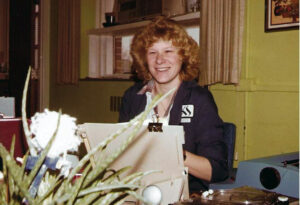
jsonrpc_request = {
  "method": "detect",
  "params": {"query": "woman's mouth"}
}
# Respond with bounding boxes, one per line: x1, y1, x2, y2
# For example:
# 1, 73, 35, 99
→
156, 67, 169, 72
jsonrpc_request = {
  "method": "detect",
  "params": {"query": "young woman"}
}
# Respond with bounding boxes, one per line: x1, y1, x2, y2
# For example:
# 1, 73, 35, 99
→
119, 16, 228, 191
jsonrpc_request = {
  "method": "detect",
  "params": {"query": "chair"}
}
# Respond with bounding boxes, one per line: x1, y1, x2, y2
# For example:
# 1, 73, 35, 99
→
0, 119, 28, 170
209, 122, 236, 189
223, 122, 236, 172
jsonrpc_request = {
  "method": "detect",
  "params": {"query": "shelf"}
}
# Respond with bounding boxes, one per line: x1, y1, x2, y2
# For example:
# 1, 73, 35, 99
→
81, 74, 133, 81
88, 12, 200, 36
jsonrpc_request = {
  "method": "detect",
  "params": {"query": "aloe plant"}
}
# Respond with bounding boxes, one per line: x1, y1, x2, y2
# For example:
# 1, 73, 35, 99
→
0, 67, 174, 204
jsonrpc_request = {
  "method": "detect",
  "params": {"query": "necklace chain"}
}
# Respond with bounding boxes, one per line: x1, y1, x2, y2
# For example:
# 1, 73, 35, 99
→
154, 91, 177, 118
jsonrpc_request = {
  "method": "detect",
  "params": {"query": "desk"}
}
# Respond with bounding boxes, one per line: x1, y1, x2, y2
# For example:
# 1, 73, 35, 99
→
0, 118, 28, 158
174, 186, 299, 204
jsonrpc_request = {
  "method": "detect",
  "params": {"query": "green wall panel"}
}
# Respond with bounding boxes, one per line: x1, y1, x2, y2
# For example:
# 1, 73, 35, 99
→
247, 92, 299, 159
51, 81, 134, 124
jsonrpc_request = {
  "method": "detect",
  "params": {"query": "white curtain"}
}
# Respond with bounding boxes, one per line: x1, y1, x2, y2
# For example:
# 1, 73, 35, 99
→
199, 0, 245, 86
57, 0, 80, 85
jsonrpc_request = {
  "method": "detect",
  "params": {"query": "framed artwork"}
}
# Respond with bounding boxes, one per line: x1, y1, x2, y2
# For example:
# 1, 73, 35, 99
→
265, 0, 299, 31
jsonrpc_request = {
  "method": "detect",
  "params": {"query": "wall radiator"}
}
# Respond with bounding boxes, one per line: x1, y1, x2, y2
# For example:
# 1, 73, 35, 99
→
110, 96, 123, 112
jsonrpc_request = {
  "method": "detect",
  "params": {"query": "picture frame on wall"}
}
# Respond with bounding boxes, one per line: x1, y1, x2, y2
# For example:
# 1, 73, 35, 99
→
265, 0, 299, 31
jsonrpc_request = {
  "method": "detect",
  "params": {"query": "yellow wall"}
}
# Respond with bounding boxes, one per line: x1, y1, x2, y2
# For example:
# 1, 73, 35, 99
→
50, 0, 299, 165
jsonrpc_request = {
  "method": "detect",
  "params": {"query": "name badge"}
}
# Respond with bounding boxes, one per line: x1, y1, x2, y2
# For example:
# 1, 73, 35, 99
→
181, 118, 191, 123
181, 105, 194, 123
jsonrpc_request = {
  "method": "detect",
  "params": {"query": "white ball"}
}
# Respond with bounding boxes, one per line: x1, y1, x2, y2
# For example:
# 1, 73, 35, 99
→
142, 185, 162, 205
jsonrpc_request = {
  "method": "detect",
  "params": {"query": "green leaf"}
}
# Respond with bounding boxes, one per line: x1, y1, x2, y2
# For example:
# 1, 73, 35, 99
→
8, 135, 16, 201
21, 66, 36, 156
66, 163, 92, 205
0, 144, 34, 204
78, 183, 139, 197
36, 174, 63, 204
102, 166, 131, 183
9, 135, 15, 157
19, 152, 29, 181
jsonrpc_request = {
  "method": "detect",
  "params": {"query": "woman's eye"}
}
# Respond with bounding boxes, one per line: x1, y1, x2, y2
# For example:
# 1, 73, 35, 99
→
166, 50, 174, 53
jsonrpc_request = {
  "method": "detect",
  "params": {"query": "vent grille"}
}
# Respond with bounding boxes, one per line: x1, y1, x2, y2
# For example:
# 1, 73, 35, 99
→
110, 96, 123, 112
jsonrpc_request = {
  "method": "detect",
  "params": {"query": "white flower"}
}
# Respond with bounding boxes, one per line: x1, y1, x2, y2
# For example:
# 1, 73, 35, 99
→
0, 171, 3, 181
30, 109, 82, 158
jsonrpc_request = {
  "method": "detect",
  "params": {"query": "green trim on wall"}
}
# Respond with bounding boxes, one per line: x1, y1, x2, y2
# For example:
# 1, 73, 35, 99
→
80, 0, 96, 78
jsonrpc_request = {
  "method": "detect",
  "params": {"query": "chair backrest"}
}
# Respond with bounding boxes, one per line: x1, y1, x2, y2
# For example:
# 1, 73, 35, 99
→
208, 122, 237, 189
223, 122, 236, 170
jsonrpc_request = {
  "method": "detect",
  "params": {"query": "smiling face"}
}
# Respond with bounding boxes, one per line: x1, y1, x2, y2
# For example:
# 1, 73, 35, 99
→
146, 40, 183, 87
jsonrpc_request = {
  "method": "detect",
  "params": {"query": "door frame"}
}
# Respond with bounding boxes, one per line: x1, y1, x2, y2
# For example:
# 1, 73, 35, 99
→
39, 0, 50, 110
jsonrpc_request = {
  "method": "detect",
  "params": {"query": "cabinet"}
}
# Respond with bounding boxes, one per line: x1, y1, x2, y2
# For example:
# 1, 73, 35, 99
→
87, 12, 200, 80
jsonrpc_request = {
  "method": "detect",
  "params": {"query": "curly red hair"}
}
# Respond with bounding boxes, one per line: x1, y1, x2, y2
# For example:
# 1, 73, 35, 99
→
130, 16, 200, 82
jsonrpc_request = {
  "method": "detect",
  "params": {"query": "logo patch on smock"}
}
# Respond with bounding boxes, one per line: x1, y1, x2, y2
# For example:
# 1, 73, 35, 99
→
181, 105, 194, 117
181, 105, 194, 123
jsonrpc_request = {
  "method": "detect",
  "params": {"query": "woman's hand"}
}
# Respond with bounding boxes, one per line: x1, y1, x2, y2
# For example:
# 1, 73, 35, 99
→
183, 150, 212, 181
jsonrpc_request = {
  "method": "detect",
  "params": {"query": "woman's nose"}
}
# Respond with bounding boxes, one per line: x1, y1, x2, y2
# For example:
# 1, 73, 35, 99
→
155, 53, 165, 64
